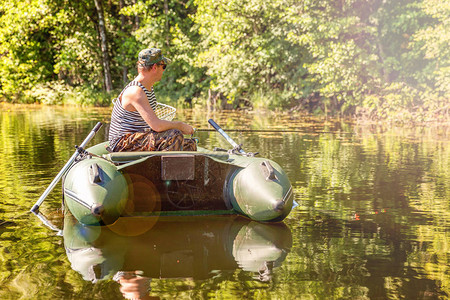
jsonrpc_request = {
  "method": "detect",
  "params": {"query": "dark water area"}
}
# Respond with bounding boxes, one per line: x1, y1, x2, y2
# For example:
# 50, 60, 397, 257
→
0, 104, 449, 299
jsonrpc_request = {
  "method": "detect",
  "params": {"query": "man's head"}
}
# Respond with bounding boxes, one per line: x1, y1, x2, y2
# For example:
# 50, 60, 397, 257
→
137, 48, 171, 71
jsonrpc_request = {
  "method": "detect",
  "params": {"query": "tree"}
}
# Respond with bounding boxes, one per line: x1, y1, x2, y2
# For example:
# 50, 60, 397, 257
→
193, 0, 307, 108
93, 0, 113, 92
411, 0, 450, 114
0, 0, 61, 100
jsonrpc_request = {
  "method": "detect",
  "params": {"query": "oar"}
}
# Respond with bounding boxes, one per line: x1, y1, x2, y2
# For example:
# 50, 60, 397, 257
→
30, 122, 103, 213
208, 119, 246, 155
33, 211, 63, 236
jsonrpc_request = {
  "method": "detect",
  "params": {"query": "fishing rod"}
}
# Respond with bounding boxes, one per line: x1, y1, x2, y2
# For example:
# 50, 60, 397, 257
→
196, 128, 353, 134
196, 128, 298, 133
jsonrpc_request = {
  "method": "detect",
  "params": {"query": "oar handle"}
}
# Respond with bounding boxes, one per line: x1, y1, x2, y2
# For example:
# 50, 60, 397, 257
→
92, 122, 103, 133
208, 119, 245, 154
30, 122, 103, 213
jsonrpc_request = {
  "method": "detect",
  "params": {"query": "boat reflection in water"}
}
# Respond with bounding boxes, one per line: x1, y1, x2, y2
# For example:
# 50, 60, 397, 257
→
63, 214, 292, 299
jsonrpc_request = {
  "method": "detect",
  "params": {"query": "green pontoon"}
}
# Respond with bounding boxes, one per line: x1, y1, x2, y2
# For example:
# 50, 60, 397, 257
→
61, 120, 294, 225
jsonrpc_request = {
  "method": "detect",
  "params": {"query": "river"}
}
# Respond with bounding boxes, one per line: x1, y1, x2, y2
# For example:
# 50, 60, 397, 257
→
0, 103, 448, 299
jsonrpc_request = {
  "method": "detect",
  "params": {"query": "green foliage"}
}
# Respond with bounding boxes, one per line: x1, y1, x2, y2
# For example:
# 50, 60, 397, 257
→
0, 0, 448, 122
194, 0, 306, 108
133, 0, 209, 101
359, 82, 422, 123
286, 2, 377, 109
24, 81, 114, 106
0, 0, 60, 100
412, 0, 450, 99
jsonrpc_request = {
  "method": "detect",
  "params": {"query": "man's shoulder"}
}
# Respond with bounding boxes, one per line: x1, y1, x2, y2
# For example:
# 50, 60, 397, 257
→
123, 85, 145, 97
121, 85, 148, 105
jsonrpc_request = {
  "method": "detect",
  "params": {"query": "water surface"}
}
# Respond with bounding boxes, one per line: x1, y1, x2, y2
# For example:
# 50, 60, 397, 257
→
0, 104, 448, 299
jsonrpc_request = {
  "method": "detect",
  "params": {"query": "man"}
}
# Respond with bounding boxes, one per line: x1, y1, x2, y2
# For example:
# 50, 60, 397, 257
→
108, 48, 196, 152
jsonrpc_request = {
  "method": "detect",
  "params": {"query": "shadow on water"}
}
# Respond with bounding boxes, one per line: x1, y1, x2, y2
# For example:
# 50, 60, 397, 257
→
63, 213, 292, 299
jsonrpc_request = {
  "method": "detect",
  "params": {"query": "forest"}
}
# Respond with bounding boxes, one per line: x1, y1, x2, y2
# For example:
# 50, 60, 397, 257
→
0, 0, 448, 122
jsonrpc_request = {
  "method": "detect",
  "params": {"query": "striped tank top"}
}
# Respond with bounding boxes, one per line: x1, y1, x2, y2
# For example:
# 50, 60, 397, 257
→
108, 81, 157, 149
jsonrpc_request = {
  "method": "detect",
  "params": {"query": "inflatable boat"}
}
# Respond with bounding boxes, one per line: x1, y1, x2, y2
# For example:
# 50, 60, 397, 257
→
63, 138, 294, 225
31, 119, 294, 225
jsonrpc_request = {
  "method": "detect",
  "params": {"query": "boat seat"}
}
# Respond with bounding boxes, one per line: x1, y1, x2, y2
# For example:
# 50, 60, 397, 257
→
103, 149, 229, 163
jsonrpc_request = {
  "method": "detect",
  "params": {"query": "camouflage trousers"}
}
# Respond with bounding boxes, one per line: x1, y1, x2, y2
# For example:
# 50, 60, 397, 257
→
111, 129, 197, 152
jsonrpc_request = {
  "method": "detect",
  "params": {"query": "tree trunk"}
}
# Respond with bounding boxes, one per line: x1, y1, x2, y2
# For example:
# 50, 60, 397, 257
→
120, 0, 128, 85
133, 0, 139, 30
164, 0, 170, 47
93, 0, 113, 92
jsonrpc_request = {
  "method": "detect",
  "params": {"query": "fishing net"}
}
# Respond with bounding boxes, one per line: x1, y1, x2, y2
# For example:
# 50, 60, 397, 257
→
154, 102, 176, 121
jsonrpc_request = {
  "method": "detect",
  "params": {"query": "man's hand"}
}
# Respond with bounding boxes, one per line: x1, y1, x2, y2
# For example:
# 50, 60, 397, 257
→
179, 122, 194, 135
